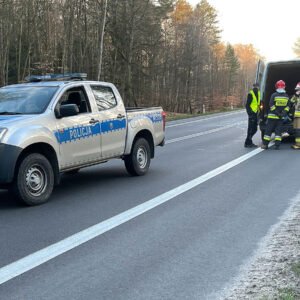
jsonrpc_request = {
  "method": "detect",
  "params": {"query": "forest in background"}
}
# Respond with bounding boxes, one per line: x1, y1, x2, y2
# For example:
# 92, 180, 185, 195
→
0, 0, 262, 112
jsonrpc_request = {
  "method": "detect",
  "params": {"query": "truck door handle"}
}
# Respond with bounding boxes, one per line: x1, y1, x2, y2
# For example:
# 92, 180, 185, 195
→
89, 118, 99, 124
117, 114, 125, 119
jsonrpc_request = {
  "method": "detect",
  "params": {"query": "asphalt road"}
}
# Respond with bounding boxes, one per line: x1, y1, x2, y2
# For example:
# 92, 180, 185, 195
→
1, 110, 299, 300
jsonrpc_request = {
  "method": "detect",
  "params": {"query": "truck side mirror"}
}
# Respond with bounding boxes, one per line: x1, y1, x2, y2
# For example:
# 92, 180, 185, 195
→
56, 104, 79, 118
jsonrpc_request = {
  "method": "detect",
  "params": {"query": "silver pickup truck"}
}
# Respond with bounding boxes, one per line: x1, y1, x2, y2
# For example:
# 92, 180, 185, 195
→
0, 74, 165, 205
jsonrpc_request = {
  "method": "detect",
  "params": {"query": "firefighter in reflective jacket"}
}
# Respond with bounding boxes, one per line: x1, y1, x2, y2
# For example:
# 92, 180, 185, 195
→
261, 80, 290, 150
244, 83, 260, 147
291, 82, 300, 149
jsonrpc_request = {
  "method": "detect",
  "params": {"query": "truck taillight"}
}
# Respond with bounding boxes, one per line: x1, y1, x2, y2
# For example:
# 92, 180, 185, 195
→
162, 111, 166, 131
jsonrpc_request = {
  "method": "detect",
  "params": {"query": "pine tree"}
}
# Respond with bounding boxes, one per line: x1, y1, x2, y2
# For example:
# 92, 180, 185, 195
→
224, 44, 240, 105
191, 0, 221, 111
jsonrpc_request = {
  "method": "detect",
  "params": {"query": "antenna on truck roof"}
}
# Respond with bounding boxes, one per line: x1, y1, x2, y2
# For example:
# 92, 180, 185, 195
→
25, 73, 88, 82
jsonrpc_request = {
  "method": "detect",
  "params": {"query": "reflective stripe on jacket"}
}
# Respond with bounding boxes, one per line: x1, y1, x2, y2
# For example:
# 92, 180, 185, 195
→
274, 96, 289, 107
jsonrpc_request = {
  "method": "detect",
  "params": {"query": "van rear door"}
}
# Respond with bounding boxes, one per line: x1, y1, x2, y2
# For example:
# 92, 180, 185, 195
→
255, 60, 265, 86
256, 60, 267, 128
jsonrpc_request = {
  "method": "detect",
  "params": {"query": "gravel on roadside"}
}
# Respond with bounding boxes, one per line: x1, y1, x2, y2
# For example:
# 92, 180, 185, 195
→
220, 192, 300, 300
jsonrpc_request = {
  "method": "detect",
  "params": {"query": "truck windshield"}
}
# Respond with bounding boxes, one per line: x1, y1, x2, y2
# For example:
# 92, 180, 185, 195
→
0, 86, 58, 114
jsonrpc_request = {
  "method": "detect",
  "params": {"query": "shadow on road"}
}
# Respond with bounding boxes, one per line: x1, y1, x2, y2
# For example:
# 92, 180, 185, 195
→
0, 165, 133, 209
0, 190, 20, 209
53, 167, 130, 196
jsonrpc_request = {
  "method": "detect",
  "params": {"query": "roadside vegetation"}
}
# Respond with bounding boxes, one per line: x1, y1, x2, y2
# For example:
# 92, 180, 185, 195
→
277, 288, 297, 300
274, 262, 300, 300
260, 287, 298, 300
291, 262, 300, 277
166, 107, 243, 121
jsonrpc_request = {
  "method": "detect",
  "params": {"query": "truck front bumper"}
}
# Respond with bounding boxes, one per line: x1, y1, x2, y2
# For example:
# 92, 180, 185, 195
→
0, 143, 22, 185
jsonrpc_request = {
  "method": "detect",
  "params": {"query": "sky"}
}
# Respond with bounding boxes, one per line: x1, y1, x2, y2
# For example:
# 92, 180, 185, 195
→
188, 0, 299, 61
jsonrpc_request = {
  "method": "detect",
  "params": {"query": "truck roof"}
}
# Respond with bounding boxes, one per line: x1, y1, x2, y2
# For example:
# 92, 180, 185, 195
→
2, 80, 114, 88
6, 81, 67, 88
0, 73, 116, 88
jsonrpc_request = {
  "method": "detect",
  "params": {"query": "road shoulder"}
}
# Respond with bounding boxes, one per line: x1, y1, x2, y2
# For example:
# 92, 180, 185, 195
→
219, 192, 300, 299
219, 193, 300, 300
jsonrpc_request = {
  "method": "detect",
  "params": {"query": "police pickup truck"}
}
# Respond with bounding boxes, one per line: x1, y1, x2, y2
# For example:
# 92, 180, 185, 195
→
0, 73, 165, 205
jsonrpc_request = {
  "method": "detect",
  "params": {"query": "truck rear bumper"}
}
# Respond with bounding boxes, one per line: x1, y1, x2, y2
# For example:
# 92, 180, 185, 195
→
0, 143, 22, 184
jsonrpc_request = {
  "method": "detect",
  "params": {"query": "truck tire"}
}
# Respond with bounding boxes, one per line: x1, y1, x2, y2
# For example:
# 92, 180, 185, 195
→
13, 153, 54, 206
124, 138, 151, 176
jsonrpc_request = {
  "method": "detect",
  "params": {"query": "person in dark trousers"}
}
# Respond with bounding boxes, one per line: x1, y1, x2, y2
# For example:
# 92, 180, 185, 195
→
244, 83, 260, 147
261, 80, 290, 150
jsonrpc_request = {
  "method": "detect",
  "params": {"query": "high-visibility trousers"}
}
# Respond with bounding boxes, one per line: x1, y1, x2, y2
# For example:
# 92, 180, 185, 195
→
263, 118, 283, 146
294, 115, 300, 146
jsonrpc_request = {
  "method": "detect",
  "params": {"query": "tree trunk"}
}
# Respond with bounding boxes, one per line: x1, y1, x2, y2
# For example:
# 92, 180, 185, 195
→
97, 0, 108, 81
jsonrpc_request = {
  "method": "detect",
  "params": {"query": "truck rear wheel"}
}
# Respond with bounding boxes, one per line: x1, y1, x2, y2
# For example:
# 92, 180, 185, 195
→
124, 138, 151, 176
13, 153, 54, 206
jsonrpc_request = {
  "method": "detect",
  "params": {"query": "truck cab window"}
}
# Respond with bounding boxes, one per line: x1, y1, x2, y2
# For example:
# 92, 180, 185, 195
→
91, 86, 117, 111
60, 87, 91, 114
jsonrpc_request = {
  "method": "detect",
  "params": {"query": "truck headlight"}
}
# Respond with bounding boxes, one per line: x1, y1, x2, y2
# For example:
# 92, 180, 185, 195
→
0, 128, 8, 142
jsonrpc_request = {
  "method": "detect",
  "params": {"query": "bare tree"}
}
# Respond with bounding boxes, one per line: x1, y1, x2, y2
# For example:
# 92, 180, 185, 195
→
97, 0, 108, 80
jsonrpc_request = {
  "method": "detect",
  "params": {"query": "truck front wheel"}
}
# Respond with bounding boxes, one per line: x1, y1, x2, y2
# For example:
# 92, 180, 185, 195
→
13, 153, 54, 206
124, 138, 151, 176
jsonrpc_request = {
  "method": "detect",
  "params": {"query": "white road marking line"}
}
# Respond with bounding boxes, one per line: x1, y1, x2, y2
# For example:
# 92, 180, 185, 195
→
166, 121, 246, 144
0, 144, 269, 285
166, 111, 243, 128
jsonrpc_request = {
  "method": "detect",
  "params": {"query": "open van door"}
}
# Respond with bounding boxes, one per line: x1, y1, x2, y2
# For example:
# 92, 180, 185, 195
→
255, 60, 266, 140
255, 59, 265, 86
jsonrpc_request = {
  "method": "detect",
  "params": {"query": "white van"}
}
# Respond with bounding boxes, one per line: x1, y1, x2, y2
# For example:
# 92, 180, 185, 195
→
256, 59, 300, 138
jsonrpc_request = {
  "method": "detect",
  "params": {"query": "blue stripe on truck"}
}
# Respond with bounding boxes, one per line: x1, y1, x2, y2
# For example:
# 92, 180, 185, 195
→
128, 112, 163, 124
146, 112, 163, 123
54, 111, 160, 144
101, 119, 127, 134
54, 119, 127, 144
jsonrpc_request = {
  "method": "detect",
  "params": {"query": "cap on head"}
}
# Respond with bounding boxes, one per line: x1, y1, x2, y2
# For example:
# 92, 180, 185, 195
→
295, 82, 300, 91
275, 80, 285, 89
253, 83, 259, 88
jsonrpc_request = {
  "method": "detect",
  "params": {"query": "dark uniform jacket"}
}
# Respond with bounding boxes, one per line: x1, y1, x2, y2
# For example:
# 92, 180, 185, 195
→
268, 91, 290, 118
